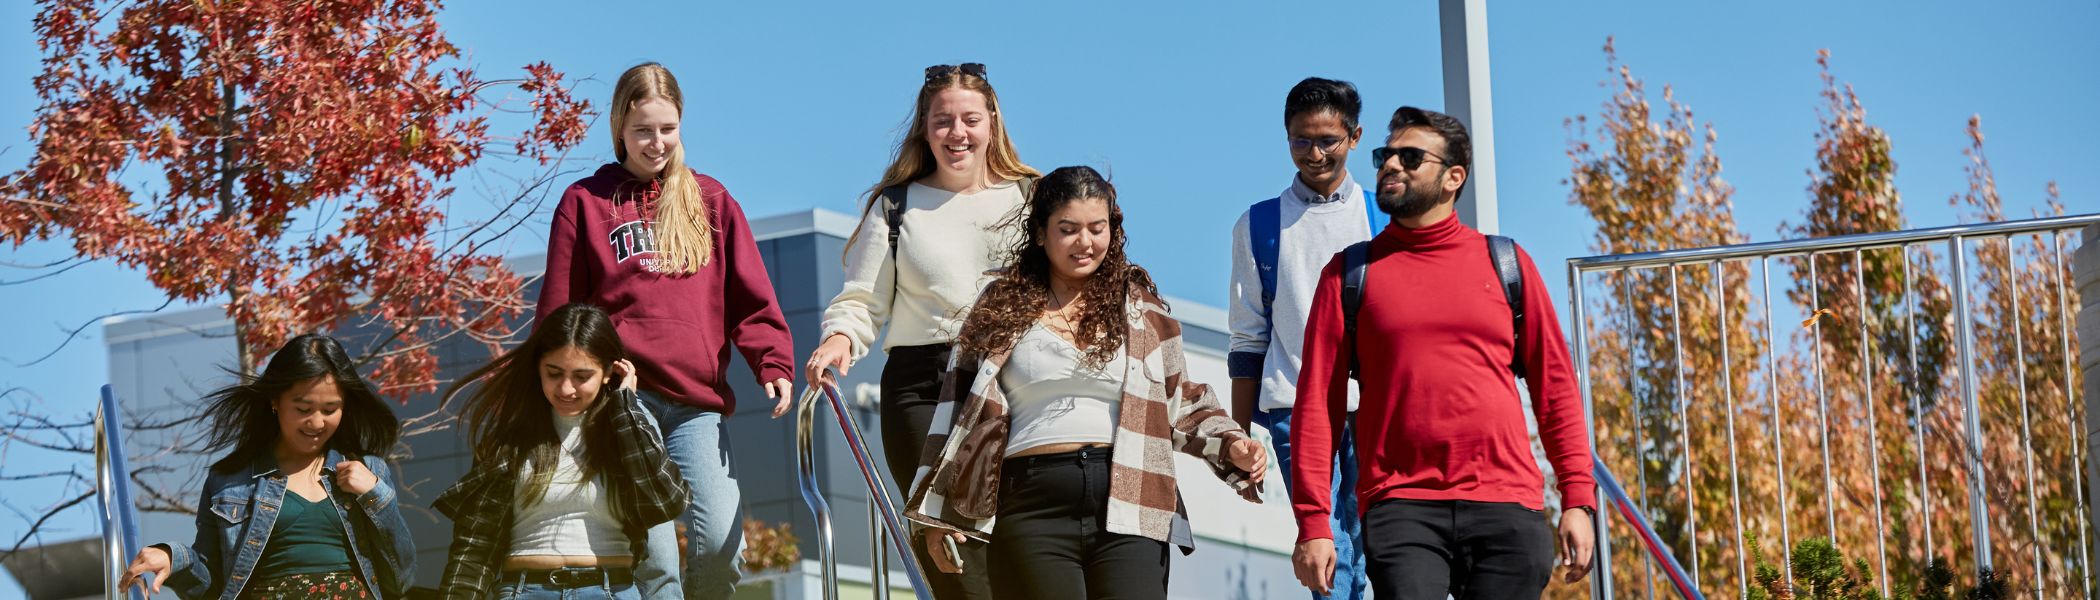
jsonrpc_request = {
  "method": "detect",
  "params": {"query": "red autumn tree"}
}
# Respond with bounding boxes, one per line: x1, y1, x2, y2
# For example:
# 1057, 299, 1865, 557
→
0, 0, 592, 395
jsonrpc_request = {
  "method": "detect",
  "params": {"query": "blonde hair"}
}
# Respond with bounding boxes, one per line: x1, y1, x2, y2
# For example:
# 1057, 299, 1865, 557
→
611, 63, 712, 272
843, 66, 1039, 258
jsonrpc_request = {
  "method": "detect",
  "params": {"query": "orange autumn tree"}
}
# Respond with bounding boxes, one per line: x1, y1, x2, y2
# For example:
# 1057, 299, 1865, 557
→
1948, 115, 2084, 596
0, 0, 592, 394
1563, 37, 1773, 596
1771, 49, 1961, 594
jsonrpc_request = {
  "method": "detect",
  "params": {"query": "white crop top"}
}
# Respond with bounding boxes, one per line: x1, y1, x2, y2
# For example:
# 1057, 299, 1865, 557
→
999, 322, 1127, 457
509, 412, 629, 558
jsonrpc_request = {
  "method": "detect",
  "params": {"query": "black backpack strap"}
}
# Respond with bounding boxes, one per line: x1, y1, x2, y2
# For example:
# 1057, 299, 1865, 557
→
1341, 241, 1371, 379
881, 183, 910, 262
1486, 234, 1525, 378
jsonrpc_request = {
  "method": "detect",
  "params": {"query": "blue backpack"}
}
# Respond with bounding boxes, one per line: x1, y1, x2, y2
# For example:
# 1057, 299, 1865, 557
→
1248, 192, 1525, 379
1248, 189, 1386, 318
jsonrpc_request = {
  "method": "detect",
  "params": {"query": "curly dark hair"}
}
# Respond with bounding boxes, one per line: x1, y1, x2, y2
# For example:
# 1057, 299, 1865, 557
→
954, 165, 1161, 368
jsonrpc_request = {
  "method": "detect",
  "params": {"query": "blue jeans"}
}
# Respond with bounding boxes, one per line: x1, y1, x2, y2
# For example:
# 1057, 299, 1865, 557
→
1254, 408, 1366, 600
491, 570, 641, 600
634, 392, 746, 600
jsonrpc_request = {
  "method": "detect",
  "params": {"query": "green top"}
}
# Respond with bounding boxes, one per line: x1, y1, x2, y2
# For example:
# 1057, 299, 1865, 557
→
255, 490, 356, 577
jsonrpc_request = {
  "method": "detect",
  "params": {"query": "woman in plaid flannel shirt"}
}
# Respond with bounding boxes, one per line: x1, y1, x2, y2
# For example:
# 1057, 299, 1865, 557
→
903, 166, 1269, 600
432, 303, 689, 600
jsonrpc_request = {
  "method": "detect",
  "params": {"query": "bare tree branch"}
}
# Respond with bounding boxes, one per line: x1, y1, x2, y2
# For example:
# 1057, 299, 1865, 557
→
2, 490, 94, 558
2, 297, 178, 368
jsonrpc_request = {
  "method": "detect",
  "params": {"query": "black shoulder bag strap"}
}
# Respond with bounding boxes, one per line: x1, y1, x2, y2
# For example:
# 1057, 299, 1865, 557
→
1486, 234, 1526, 379
1341, 241, 1372, 380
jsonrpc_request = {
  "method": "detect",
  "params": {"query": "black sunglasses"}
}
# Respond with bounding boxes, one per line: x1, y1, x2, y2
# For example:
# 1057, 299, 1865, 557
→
1371, 146, 1449, 171
925, 63, 988, 82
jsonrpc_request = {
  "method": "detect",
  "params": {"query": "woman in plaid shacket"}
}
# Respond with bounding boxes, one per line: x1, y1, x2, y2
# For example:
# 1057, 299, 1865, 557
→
903, 166, 1269, 600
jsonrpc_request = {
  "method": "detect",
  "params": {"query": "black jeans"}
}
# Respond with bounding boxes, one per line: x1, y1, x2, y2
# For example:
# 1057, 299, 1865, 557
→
1362, 499, 1555, 600
989, 447, 1170, 600
881, 343, 992, 600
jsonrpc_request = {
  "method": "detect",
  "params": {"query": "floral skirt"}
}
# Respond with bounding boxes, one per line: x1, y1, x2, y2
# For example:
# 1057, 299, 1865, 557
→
241, 571, 371, 600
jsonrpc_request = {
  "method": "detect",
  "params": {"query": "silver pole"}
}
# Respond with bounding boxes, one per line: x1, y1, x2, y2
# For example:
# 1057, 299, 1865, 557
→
797, 382, 841, 600
1857, 250, 1891, 597
1809, 256, 1840, 543
1717, 260, 1749, 597
871, 500, 889, 598
1765, 257, 1795, 587
1669, 265, 1701, 588
97, 405, 120, 600
1904, 245, 1935, 560
1573, 263, 1615, 600
1438, 0, 1499, 234
2054, 231, 2092, 598
2008, 237, 2044, 597
1626, 271, 1657, 600
1950, 235, 1996, 574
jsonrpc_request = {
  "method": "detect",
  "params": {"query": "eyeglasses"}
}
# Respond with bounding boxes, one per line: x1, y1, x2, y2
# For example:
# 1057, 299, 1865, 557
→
1288, 137, 1348, 155
1371, 146, 1449, 171
925, 63, 988, 83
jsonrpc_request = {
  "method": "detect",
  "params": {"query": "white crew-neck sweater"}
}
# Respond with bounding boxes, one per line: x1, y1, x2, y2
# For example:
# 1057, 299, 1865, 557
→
821, 180, 1026, 359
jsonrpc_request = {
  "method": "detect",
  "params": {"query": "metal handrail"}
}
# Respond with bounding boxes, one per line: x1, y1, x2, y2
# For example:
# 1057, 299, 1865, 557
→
1596, 458, 1704, 599
1568, 213, 2100, 271
795, 376, 934, 600
95, 385, 146, 600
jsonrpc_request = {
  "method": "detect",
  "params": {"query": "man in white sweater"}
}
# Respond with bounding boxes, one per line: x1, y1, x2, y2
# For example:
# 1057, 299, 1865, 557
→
1227, 77, 1382, 600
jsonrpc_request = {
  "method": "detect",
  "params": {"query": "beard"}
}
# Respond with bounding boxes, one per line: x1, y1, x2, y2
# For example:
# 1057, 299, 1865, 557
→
1375, 175, 1446, 219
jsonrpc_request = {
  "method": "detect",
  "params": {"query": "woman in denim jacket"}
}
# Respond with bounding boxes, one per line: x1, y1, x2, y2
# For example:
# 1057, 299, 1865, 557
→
119, 334, 416, 600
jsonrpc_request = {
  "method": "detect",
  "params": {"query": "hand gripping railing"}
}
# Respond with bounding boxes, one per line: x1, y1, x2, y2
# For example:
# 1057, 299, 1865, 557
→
795, 375, 934, 600
1596, 457, 1705, 599
95, 385, 147, 600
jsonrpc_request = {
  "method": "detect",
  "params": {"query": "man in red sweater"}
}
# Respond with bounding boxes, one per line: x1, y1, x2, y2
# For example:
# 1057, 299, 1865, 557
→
1289, 106, 1596, 599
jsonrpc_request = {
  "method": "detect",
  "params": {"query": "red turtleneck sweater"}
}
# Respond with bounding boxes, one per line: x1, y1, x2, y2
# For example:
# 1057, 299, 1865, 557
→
1289, 213, 1595, 542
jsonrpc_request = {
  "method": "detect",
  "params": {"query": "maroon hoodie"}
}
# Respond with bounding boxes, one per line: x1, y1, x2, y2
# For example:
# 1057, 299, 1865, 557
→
537, 164, 795, 414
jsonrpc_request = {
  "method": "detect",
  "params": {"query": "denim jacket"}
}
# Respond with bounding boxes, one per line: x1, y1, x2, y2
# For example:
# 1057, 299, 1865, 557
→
157, 449, 416, 600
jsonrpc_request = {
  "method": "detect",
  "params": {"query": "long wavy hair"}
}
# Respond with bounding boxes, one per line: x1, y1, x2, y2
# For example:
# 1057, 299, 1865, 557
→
954, 166, 1159, 368
443, 303, 634, 513
201, 334, 400, 473
611, 62, 713, 273
842, 63, 1040, 260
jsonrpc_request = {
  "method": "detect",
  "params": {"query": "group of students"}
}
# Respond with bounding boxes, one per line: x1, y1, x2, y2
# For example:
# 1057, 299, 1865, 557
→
113, 61, 1596, 600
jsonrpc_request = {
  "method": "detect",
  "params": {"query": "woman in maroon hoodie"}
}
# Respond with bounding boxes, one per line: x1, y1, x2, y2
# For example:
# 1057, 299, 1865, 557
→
536, 62, 795, 600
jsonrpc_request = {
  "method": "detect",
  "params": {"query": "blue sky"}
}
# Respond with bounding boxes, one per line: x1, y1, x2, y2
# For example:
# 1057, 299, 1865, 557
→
2, 1, 2095, 596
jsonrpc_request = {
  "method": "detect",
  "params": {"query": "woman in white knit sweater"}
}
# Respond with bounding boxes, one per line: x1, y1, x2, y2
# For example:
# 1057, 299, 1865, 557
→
802, 62, 1037, 600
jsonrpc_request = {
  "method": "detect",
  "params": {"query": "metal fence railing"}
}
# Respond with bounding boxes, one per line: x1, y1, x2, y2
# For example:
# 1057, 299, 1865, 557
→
1567, 213, 2098, 599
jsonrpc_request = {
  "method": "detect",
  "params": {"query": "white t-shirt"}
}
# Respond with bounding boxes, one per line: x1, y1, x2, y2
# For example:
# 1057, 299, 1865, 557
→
999, 323, 1126, 456
509, 412, 628, 558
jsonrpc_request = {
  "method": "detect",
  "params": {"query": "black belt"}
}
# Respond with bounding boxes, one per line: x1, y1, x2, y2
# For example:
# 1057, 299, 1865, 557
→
1003, 445, 1113, 470
503, 566, 634, 588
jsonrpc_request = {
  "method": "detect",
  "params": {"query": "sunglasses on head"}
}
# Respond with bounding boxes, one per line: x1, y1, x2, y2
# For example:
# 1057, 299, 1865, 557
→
925, 63, 987, 82
1371, 146, 1449, 171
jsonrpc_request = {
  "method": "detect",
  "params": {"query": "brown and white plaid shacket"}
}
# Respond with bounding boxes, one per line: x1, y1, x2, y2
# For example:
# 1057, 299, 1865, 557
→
903, 287, 1262, 552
